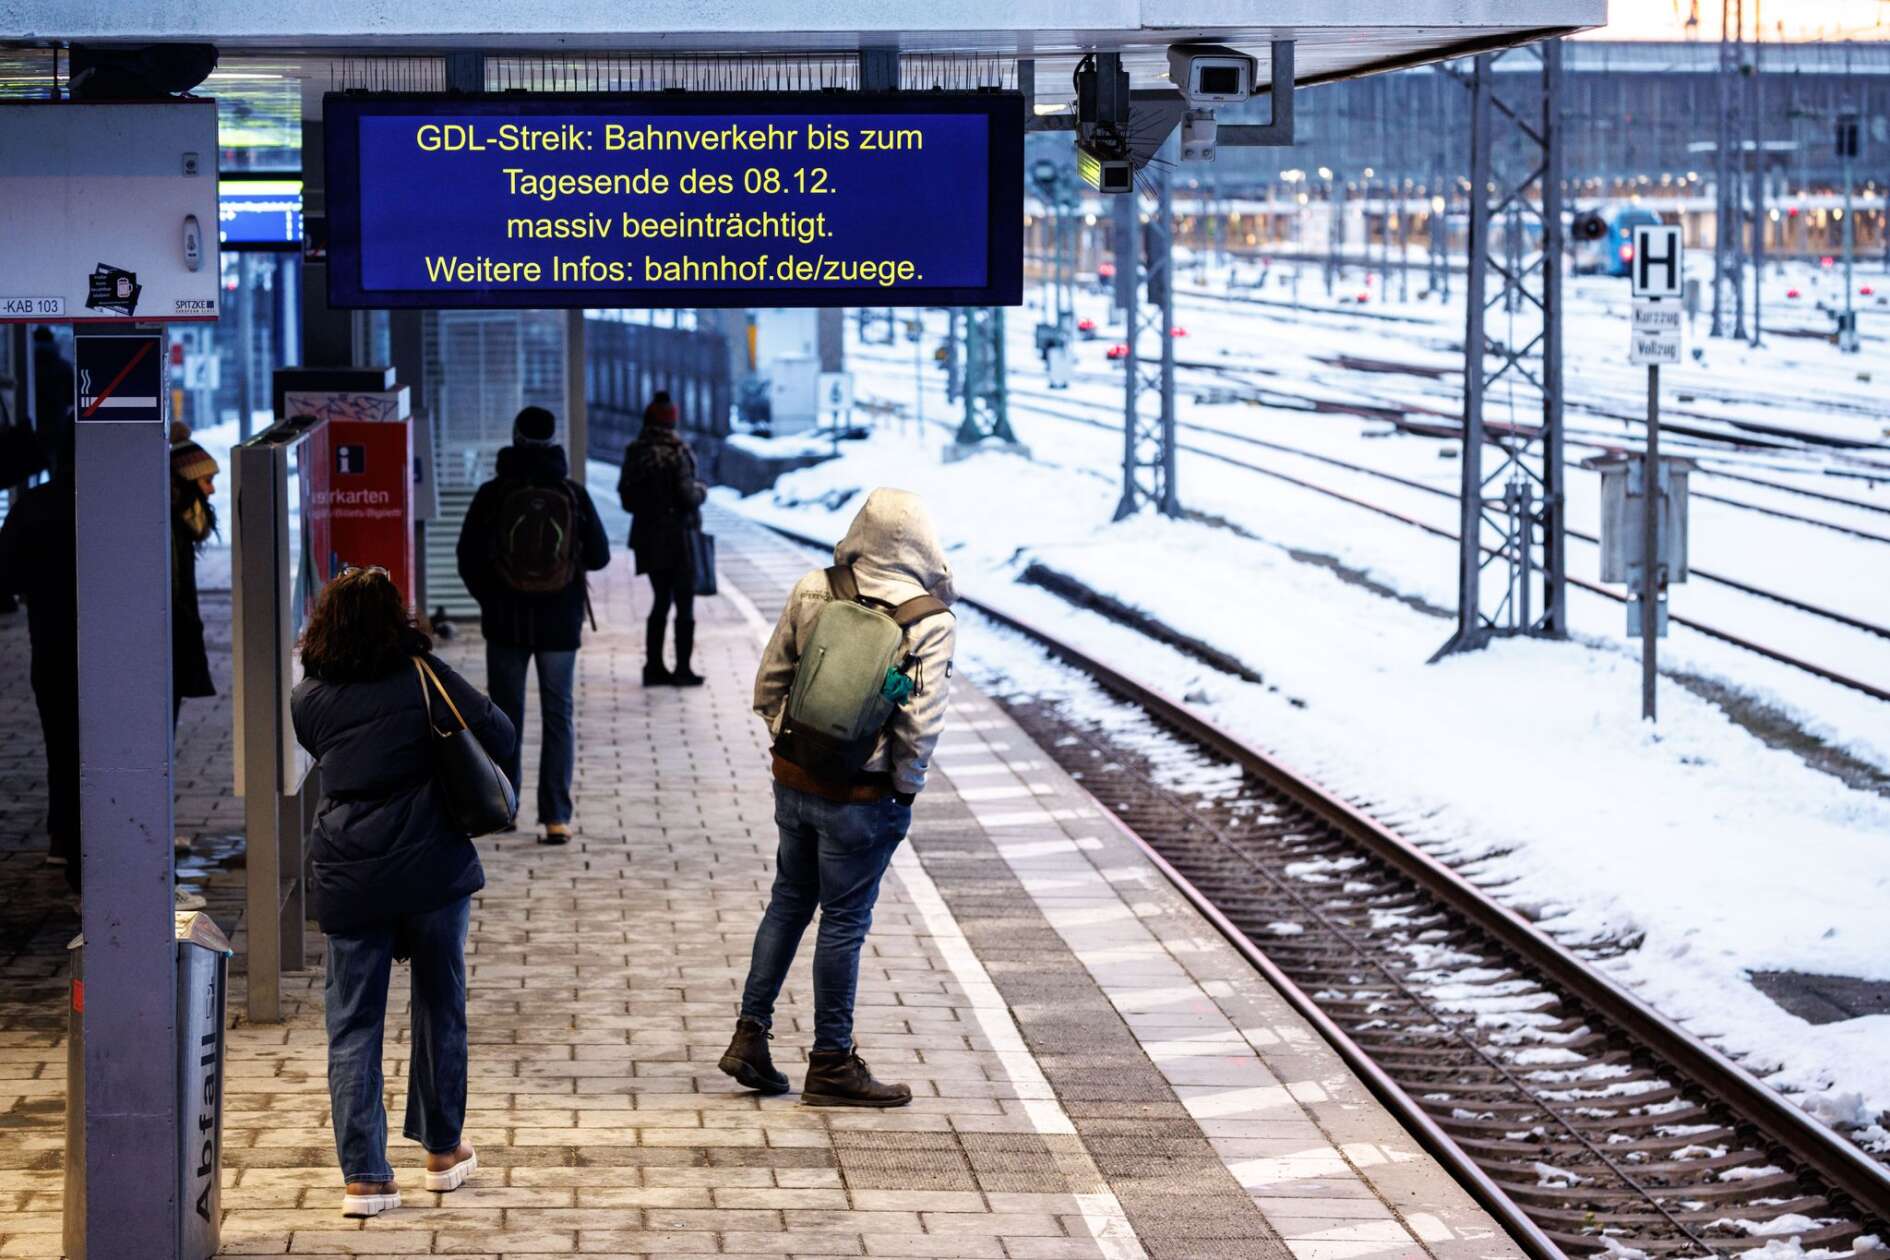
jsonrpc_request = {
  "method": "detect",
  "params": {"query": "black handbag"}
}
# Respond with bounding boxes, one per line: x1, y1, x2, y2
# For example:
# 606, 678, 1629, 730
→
688, 529, 718, 596
414, 657, 517, 838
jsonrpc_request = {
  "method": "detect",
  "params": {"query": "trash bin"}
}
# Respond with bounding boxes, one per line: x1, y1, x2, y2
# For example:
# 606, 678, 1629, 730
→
63, 911, 233, 1260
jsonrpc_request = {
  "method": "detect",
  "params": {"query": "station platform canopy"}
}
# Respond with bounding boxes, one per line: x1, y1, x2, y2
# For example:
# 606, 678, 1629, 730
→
9, 1, 1605, 107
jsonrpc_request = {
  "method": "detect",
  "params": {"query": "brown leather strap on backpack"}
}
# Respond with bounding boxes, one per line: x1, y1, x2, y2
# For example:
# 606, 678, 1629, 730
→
825, 565, 861, 603
890, 595, 950, 628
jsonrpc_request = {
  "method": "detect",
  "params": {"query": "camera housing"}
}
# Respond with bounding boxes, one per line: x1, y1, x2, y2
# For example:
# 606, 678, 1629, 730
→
1166, 44, 1258, 106
1076, 145, 1134, 194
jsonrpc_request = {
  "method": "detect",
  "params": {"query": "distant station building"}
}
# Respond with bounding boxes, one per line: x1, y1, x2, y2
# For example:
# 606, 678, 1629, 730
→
1159, 39, 1890, 262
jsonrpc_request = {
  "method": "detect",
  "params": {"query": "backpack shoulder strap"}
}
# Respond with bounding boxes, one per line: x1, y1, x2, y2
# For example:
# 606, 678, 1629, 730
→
890, 595, 951, 629
825, 565, 860, 604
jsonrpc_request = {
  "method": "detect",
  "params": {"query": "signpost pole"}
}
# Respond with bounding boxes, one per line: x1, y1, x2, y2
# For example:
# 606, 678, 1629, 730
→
1625, 221, 1683, 722
1642, 363, 1659, 722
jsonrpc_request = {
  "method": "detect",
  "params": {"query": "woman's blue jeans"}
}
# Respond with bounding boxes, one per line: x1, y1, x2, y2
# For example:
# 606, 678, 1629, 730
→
739, 784, 911, 1053
324, 896, 471, 1185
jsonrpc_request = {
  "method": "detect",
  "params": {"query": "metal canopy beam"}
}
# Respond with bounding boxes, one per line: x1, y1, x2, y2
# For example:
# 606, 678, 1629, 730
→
5, 2, 1606, 58
1434, 38, 1567, 660
1217, 40, 1295, 147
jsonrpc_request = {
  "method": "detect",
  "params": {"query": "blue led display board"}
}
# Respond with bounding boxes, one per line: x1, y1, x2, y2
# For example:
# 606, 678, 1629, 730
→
219, 178, 304, 248
323, 93, 1023, 309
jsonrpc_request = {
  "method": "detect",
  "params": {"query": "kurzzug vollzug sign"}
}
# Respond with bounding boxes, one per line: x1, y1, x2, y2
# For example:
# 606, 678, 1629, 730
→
323, 93, 1024, 309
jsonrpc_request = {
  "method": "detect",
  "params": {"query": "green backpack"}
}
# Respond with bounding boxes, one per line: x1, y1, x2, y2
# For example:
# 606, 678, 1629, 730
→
777, 566, 950, 782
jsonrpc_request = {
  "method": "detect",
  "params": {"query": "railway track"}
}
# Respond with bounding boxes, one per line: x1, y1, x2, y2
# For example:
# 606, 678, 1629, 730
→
759, 520, 1890, 1259
853, 349, 1890, 701
995, 382, 1890, 643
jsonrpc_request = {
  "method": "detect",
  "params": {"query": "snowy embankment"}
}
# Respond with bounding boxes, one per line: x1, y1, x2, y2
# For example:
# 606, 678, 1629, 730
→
725, 419, 1890, 1148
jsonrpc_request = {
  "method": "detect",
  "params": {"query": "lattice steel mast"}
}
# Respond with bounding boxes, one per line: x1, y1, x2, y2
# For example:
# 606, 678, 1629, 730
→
1434, 39, 1568, 659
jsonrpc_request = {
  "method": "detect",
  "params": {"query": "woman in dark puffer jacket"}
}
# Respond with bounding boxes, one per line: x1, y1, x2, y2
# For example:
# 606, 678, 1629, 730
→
290, 567, 515, 1219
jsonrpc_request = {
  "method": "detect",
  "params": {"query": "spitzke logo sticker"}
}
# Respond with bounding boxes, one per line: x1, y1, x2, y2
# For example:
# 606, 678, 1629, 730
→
174, 298, 217, 313
84, 264, 142, 316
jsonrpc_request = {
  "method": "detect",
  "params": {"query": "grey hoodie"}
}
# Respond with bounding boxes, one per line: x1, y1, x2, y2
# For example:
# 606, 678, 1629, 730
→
754, 488, 957, 795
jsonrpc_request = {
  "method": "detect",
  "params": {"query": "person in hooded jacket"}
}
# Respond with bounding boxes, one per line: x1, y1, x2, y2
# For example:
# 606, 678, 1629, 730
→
719, 488, 956, 1107
0, 424, 79, 888
291, 566, 514, 1219
170, 429, 218, 725
456, 406, 609, 845
617, 390, 708, 686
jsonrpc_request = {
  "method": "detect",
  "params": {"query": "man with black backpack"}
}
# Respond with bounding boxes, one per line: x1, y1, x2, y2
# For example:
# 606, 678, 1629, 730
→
719, 488, 956, 1107
456, 406, 610, 845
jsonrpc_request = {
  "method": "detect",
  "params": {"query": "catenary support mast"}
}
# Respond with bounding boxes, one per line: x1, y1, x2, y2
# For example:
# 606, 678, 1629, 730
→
1435, 39, 1567, 659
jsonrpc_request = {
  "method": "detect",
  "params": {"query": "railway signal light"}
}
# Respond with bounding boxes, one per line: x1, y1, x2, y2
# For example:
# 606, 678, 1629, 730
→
1573, 210, 1608, 242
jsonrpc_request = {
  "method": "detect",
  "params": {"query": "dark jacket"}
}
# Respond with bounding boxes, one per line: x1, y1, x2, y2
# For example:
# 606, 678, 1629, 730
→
291, 653, 515, 936
34, 346, 74, 473
455, 444, 610, 651
618, 425, 706, 574
171, 489, 215, 700
0, 476, 77, 681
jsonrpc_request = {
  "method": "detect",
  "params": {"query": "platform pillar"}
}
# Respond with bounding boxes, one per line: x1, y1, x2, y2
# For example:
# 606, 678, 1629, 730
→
73, 325, 181, 1253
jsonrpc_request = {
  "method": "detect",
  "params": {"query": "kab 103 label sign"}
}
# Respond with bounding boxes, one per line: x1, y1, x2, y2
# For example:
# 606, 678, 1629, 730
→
323, 93, 1024, 310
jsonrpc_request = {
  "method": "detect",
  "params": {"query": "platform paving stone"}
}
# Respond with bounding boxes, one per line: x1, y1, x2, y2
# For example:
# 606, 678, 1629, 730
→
0, 495, 1518, 1260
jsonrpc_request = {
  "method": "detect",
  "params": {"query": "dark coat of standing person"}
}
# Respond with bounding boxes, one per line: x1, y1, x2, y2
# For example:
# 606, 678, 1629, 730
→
719, 488, 957, 1108
32, 328, 75, 476
170, 428, 218, 720
617, 390, 707, 687
291, 567, 513, 1219
0, 428, 80, 890
455, 405, 609, 845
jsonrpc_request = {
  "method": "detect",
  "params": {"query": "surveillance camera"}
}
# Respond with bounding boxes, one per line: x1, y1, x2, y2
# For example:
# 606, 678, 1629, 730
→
1167, 43, 1257, 106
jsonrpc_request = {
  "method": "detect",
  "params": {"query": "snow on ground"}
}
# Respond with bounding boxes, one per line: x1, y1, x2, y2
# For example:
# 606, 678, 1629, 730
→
726, 271, 1890, 1138
846, 276, 1890, 771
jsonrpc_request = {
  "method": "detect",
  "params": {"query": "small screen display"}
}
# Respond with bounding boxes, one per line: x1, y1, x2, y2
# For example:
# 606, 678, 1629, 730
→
219, 179, 304, 247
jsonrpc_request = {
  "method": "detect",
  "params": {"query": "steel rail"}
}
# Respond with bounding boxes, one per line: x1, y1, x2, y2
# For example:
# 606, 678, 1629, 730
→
973, 608, 1890, 1236
849, 360, 1890, 703
980, 382, 1890, 694
759, 517, 1890, 1234
1025, 384, 1890, 636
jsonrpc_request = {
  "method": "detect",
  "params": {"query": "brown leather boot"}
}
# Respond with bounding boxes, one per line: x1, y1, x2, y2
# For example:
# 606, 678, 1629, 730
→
801, 1048, 911, 1108
718, 1017, 789, 1095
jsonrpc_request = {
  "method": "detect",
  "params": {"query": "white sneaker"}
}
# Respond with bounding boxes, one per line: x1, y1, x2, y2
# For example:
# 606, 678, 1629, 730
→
423, 1145, 476, 1193
341, 1188, 400, 1217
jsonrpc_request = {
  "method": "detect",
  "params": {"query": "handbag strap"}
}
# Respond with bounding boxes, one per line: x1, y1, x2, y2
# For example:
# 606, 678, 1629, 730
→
413, 657, 470, 734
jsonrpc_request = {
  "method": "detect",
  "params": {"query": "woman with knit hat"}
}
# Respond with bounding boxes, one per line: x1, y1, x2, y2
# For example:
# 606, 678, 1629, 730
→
170, 424, 218, 725
617, 391, 708, 686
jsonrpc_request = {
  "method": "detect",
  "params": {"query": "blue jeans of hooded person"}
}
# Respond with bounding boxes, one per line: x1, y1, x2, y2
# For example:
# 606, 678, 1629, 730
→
325, 896, 471, 1185
486, 644, 577, 825
739, 784, 912, 1053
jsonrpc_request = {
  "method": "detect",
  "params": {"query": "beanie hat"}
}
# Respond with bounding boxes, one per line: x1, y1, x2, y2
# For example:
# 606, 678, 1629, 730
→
643, 390, 678, 427
513, 405, 558, 446
171, 439, 218, 483
169, 419, 192, 444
